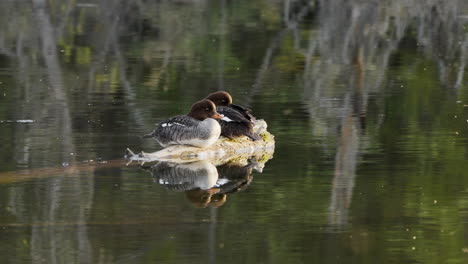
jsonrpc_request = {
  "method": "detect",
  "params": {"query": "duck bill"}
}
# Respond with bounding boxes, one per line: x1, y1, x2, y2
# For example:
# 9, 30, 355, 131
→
205, 188, 221, 195
211, 113, 223, 119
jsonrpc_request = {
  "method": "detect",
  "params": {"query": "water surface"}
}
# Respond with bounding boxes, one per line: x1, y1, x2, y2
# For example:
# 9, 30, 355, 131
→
1, 0, 468, 263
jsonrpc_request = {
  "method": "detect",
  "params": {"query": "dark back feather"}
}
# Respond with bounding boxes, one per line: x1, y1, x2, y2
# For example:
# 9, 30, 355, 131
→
230, 103, 256, 122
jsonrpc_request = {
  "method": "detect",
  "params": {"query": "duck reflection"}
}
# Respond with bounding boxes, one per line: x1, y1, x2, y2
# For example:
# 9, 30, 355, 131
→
147, 159, 262, 208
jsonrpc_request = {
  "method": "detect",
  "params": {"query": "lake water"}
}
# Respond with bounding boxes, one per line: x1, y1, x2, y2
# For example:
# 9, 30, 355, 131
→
1, 0, 468, 263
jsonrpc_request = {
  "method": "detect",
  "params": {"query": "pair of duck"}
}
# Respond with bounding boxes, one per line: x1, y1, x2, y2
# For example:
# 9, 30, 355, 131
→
144, 92, 259, 148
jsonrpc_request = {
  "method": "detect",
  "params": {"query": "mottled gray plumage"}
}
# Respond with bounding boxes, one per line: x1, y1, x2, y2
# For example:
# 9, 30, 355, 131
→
144, 99, 222, 148
146, 115, 221, 147
151, 161, 218, 191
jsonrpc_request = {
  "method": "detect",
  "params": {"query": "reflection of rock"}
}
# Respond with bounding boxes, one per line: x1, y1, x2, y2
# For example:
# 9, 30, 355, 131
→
146, 157, 270, 208
140, 131, 275, 208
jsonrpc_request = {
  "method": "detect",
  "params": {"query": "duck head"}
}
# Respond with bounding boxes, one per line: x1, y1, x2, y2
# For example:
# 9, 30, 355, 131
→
205, 91, 233, 106
187, 99, 223, 121
185, 189, 226, 208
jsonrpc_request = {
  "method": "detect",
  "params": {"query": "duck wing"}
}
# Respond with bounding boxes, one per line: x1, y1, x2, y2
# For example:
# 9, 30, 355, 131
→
216, 106, 260, 140
152, 115, 202, 145
217, 106, 250, 123
230, 104, 256, 122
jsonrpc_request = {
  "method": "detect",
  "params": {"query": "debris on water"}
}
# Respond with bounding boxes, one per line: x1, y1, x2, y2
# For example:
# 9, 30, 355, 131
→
0, 119, 34, 123
76, 3, 98, 8
456, 101, 462, 103
95, 157, 108, 164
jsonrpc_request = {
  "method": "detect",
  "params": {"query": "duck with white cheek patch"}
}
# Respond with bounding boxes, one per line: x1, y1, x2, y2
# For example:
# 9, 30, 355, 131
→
205, 91, 260, 141
144, 99, 222, 148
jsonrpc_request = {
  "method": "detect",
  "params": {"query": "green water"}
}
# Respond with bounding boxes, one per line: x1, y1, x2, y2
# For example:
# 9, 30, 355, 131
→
0, 0, 468, 263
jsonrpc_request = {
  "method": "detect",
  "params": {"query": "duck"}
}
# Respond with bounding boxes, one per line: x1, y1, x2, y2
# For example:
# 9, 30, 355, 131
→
144, 99, 222, 148
205, 91, 260, 140
215, 161, 256, 194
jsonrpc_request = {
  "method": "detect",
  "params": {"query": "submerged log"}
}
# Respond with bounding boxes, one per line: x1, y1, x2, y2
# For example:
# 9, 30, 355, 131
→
126, 119, 275, 164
